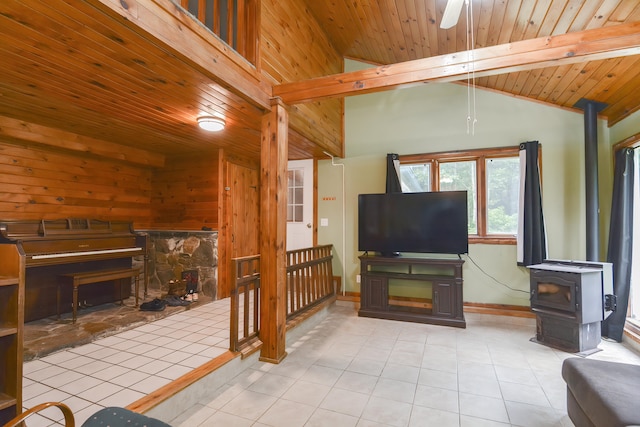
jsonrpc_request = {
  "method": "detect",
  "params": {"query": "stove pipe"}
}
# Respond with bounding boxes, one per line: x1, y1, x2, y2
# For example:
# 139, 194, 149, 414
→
573, 98, 607, 262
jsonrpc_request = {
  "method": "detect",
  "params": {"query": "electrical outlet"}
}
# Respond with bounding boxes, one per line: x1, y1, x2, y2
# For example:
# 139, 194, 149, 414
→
356, 274, 361, 283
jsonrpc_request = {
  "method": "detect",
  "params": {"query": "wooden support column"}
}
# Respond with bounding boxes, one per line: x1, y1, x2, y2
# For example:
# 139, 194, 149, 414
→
259, 98, 289, 364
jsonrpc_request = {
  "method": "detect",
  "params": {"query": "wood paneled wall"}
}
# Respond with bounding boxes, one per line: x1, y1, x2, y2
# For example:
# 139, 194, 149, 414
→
0, 1, 345, 232
0, 138, 222, 232
148, 151, 221, 230
0, 139, 153, 224
261, 0, 344, 157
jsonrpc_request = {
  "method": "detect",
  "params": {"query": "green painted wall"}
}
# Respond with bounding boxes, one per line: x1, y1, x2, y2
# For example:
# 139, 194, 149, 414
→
610, 110, 640, 145
318, 59, 616, 307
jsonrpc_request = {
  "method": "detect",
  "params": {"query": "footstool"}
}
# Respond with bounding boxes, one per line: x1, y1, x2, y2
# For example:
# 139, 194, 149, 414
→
561, 357, 640, 427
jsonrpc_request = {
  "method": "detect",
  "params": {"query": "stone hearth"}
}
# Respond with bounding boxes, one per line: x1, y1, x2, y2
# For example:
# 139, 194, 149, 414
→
23, 290, 213, 360
139, 230, 218, 299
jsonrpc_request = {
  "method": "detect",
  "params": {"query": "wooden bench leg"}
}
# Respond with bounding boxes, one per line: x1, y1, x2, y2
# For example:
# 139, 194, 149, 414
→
72, 283, 79, 324
135, 276, 140, 307
62, 268, 140, 324
119, 278, 125, 306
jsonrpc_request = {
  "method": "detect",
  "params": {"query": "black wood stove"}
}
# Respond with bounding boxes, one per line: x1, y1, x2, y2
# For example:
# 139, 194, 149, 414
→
528, 260, 616, 353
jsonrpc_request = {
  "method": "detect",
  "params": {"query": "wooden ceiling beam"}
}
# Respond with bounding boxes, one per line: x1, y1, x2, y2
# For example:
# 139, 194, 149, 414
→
273, 21, 640, 104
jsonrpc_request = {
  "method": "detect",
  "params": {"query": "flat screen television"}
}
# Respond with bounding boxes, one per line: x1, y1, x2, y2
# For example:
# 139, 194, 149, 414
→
358, 191, 468, 256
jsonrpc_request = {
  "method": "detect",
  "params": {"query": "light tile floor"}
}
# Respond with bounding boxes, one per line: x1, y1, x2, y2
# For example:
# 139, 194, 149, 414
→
172, 303, 640, 427
22, 300, 640, 427
21, 297, 232, 427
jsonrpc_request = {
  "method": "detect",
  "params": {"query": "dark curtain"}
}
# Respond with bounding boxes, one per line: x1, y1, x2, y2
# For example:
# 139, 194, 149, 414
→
517, 141, 547, 266
386, 153, 402, 193
602, 147, 635, 342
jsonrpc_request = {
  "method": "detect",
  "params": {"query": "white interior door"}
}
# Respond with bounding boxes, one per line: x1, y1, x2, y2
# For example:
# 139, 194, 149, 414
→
286, 159, 314, 250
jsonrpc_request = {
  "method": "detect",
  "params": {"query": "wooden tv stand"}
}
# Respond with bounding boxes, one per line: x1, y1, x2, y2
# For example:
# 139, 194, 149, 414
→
359, 255, 465, 328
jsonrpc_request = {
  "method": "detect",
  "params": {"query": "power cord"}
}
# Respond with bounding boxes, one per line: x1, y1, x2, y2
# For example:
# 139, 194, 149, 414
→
464, 253, 530, 295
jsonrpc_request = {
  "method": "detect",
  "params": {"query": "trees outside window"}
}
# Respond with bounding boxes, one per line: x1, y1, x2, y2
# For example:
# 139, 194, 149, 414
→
400, 163, 431, 192
399, 146, 524, 244
486, 157, 520, 235
439, 161, 477, 234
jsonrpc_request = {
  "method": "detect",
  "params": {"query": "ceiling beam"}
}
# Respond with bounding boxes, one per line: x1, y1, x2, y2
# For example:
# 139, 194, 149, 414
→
273, 21, 640, 104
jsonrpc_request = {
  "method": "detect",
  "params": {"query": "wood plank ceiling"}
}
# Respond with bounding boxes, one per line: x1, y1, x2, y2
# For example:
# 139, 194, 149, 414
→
0, 0, 267, 165
303, 0, 640, 126
0, 1, 639, 168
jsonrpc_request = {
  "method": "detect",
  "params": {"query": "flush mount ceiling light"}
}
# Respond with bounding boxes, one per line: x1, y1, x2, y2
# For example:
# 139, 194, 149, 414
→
197, 116, 225, 132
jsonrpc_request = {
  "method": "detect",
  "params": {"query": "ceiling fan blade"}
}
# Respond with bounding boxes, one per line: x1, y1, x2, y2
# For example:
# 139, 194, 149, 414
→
440, 0, 465, 29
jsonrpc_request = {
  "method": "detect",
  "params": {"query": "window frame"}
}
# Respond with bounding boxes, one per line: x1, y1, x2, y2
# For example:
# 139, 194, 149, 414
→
400, 145, 534, 245
613, 132, 640, 339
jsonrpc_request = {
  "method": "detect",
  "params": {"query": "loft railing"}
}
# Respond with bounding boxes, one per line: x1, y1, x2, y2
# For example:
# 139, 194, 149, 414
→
286, 245, 334, 319
230, 245, 334, 353
179, 0, 258, 65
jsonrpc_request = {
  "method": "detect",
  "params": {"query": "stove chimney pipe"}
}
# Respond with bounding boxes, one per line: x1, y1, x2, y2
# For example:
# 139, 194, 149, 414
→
573, 98, 607, 262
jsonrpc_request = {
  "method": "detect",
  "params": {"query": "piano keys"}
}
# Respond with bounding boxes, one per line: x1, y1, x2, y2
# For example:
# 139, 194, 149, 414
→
0, 219, 146, 322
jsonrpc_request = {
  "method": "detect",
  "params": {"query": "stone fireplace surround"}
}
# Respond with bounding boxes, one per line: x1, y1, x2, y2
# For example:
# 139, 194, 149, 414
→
135, 230, 218, 300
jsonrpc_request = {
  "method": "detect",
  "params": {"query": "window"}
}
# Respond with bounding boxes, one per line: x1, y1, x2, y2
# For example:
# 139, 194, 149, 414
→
628, 148, 640, 322
287, 169, 304, 222
400, 163, 431, 192
623, 144, 640, 333
440, 160, 478, 234
399, 146, 524, 244
486, 157, 520, 235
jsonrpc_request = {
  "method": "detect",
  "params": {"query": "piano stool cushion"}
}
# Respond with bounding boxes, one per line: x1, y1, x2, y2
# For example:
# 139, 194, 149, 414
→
81, 407, 171, 427
561, 357, 640, 427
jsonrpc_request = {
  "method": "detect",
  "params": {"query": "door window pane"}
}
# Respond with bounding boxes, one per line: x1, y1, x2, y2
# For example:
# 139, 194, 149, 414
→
287, 169, 304, 222
440, 161, 477, 234
400, 163, 431, 192
486, 157, 520, 235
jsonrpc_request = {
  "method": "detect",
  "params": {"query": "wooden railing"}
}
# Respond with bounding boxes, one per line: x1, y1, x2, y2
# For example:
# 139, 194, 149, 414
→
179, 0, 258, 65
230, 245, 334, 353
286, 245, 334, 319
230, 255, 260, 353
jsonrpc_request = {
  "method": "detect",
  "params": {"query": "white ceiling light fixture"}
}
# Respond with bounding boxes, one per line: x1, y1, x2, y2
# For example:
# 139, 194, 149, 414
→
197, 115, 225, 132
440, 0, 465, 29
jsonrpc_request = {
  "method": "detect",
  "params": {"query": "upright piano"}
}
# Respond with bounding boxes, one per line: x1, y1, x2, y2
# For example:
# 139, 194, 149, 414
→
0, 219, 146, 322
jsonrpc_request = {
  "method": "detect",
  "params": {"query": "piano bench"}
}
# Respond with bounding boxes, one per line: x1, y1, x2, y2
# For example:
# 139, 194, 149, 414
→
58, 267, 141, 323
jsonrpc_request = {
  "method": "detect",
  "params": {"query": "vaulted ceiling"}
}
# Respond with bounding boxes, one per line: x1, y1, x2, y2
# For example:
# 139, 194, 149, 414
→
302, 0, 640, 126
0, 1, 639, 166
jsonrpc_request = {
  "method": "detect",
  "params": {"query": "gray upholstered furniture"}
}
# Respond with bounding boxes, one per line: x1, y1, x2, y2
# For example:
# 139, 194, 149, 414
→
81, 407, 171, 427
562, 357, 640, 427
3, 403, 171, 427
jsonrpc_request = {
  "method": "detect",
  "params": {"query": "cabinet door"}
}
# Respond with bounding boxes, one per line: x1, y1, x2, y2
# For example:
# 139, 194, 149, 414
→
433, 281, 456, 317
362, 276, 388, 310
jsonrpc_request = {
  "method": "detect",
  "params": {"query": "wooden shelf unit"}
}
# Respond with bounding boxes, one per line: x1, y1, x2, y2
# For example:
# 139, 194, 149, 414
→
359, 255, 466, 328
0, 246, 24, 425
